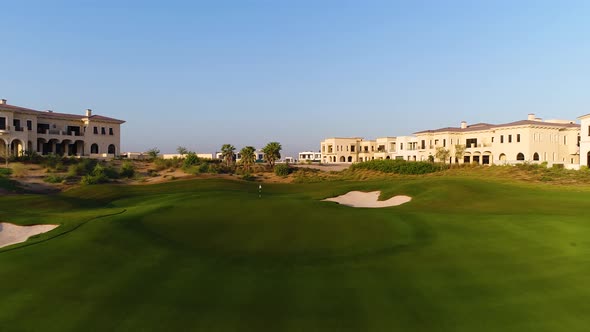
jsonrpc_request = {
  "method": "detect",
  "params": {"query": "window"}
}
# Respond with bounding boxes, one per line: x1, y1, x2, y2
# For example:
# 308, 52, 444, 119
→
400, 143, 403, 150
350, 145, 355, 152
533, 153, 539, 161
564, 136, 567, 145
443, 139, 446, 147
517, 134, 520, 143
91, 144, 99, 154
93, 126, 98, 134
0, 117, 5, 130
421, 140, 425, 149
101, 127, 106, 135
491, 137, 494, 143
508, 135, 512, 143
517, 153, 525, 161
588, 126, 590, 137
26, 120, 32, 131
500, 135, 504, 143
466, 138, 477, 148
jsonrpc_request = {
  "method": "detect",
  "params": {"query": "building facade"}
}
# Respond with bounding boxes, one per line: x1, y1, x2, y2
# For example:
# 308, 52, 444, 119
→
298, 151, 322, 163
580, 114, 590, 167
0, 99, 124, 158
321, 113, 582, 168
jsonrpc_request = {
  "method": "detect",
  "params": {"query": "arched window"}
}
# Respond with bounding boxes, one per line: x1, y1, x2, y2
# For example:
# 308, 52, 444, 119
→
91, 144, 99, 154
339, 156, 345, 162
533, 152, 539, 161
499, 153, 506, 161
516, 153, 525, 161
108, 144, 116, 155
347, 156, 352, 162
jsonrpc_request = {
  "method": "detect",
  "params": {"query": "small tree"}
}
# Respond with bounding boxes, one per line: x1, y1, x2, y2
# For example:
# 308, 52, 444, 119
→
262, 142, 282, 169
454, 144, 466, 164
428, 155, 435, 163
177, 146, 189, 157
221, 144, 236, 167
435, 147, 450, 163
239, 146, 256, 173
146, 148, 160, 160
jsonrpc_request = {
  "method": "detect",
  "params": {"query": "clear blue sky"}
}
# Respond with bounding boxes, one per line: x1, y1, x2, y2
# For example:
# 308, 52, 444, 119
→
2, 0, 589, 157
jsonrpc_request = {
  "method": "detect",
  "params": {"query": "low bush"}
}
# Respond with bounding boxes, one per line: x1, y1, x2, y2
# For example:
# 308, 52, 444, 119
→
119, 161, 135, 178
44, 174, 65, 183
274, 164, 291, 176
350, 159, 448, 175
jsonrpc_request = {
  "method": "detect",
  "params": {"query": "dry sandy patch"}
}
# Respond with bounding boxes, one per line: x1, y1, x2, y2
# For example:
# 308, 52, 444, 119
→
0, 223, 59, 248
323, 191, 411, 208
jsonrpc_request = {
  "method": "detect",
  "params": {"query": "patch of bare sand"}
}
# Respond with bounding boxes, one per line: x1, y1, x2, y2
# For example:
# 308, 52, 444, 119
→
323, 191, 411, 208
0, 223, 59, 248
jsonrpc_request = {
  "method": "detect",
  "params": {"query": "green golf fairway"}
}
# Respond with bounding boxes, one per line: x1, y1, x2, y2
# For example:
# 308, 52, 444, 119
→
1, 176, 590, 331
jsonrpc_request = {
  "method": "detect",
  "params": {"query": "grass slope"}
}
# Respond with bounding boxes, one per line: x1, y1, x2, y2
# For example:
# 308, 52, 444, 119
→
1, 176, 590, 331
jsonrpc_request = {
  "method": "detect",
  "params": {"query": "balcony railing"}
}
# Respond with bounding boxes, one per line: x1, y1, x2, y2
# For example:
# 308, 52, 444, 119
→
37, 129, 85, 137
14, 126, 24, 132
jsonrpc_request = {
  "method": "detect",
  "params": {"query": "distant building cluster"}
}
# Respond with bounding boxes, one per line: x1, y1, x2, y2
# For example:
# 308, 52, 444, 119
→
320, 113, 590, 169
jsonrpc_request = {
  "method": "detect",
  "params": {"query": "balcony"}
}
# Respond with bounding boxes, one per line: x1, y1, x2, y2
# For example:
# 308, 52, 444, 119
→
37, 129, 85, 138
0, 125, 10, 134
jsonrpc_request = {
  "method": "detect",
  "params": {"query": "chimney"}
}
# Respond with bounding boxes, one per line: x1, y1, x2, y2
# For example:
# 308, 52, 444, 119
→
85, 109, 92, 117
528, 113, 535, 121
460, 121, 467, 129
0, 99, 6, 105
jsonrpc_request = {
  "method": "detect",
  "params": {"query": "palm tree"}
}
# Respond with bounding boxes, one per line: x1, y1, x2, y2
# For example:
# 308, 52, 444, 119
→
221, 144, 236, 167
262, 142, 282, 169
239, 146, 256, 172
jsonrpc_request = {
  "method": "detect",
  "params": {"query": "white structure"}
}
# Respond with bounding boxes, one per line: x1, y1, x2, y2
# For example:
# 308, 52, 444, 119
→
298, 151, 322, 163
0, 99, 124, 158
321, 113, 582, 168
161, 153, 213, 160
579, 114, 590, 167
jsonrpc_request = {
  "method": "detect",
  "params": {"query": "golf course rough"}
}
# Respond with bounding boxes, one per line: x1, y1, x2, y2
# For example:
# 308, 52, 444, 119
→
1, 177, 590, 332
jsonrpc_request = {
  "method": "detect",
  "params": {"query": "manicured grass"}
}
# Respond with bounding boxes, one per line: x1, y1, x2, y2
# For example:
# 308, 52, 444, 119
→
1, 176, 590, 331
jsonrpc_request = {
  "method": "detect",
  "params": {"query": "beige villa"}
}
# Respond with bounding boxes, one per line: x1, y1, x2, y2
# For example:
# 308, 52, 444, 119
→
0, 99, 124, 158
321, 113, 584, 169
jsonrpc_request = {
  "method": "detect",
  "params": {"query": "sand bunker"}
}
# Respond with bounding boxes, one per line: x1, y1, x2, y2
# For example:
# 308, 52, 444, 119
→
0, 223, 59, 248
323, 191, 411, 208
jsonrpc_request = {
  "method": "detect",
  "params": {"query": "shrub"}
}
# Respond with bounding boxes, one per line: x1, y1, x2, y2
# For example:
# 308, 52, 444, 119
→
350, 159, 447, 175
120, 161, 135, 178
183, 152, 200, 168
44, 174, 65, 183
274, 164, 291, 177
0, 168, 13, 177
11, 164, 28, 178
241, 172, 256, 181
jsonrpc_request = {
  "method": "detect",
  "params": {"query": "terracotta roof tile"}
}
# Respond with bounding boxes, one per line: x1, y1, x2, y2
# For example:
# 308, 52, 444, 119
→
0, 103, 125, 123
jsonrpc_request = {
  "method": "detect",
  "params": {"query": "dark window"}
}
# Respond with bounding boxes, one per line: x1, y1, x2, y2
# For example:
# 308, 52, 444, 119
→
466, 138, 477, 148
421, 140, 425, 149
400, 143, 403, 150
508, 135, 512, 143
0, 117, 5, 130
109, 128, 113, 135
517, 134, 521, 143
101, 127, 106, 135
13, 119, 21, 130
517, 153, 525, 161
91, 144, 99, 154
533, 153, 539, 161
26, 120, 32, 131
93, 126, 98, 134
588, 126, 590, 137
350, 145, 355, 152
500, 135, 504, 143
443, 139, 446, 147
491, 137, 494, 143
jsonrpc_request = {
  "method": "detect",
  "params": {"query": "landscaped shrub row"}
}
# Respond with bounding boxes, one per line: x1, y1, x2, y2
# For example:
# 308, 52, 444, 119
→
350, 159, 448, 175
